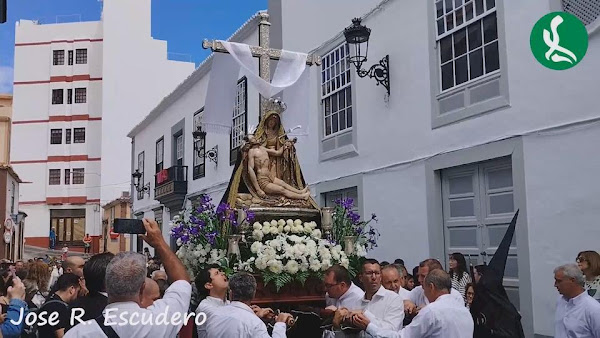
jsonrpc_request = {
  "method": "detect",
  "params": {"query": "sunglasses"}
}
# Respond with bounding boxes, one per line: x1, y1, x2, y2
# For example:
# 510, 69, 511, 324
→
576, 257, 587, 263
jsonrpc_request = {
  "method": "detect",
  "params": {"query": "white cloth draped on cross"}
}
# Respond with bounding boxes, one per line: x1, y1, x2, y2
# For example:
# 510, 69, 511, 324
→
202, 40, 310, 137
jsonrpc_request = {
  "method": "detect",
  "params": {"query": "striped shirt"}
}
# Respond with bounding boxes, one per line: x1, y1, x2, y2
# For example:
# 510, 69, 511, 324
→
451, 272, 472, 304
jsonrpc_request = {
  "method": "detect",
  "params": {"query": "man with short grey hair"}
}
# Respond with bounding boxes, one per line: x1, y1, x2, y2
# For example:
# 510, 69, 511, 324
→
382, 264, 411, 300
357, 269, 473, 337
65, 219, 192, 338
207, 272, 293, 337
554, 263, 600, 338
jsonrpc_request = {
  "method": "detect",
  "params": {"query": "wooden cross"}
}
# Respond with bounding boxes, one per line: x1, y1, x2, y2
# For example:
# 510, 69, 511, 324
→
202, 12, 321, 118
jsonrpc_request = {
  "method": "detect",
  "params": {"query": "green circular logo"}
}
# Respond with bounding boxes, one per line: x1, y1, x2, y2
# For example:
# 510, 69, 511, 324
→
530, 12, 588, 70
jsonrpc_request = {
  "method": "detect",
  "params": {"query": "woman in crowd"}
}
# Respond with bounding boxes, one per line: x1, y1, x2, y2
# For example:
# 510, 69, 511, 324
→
465, 283, 475, 308
576, 250, 600, 302
449, 252, 472, 302
23, 261, 50, 308
405, 274, 415, 290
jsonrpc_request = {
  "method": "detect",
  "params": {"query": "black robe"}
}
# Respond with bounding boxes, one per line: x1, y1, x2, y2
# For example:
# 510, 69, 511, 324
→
470, 210, 525, 338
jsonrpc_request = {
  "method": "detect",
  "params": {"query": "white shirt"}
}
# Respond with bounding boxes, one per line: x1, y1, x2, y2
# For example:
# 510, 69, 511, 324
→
326, 282, 365, 310
397, 287, 411, 301
409, 286, 463, 307
207, 301, 286, 338
196, 296, 228, 338
65, 280, 192, 338
555, 291, 600, 338
360, 286, 405, 335
366, 294, 474, 338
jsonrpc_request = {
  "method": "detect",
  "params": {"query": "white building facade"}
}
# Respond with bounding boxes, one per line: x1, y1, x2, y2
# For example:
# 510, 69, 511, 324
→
10, 0, 194, 250
129, 1, 600, 336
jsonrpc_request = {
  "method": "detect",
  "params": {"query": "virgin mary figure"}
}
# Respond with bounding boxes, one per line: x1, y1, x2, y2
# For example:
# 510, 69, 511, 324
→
221, 99, 318, 209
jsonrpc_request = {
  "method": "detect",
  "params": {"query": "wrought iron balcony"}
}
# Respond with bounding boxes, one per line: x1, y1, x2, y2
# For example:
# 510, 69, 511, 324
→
154, 165, 188, 211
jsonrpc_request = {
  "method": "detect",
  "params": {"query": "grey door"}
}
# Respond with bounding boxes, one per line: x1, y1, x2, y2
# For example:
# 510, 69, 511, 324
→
441, 156, 520, 310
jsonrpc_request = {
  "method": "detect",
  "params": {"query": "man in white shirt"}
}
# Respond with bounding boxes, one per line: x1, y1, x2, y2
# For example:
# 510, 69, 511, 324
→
207, 272, 293, 337
408, 259, 463, 310
554, 263, 600, 338
195, 264, 229, 338
337, 259, 404, 337
355, 269, 474, 338
381, 264, 411, 300
65, 219, 192, 338
325, 264, 365, 312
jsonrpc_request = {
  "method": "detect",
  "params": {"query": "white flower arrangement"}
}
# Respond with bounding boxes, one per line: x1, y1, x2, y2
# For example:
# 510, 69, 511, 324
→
243, 219, 349, 291
175, 242, 227, 280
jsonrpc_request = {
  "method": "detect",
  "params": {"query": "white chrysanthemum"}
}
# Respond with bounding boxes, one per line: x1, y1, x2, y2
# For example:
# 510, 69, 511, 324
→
278, 225, 284, 233
310, 221, 318, 229
294, 219, 302, 226
256, 258, 267, 270
309, 259, 321, 272
253, 222, 262, 230
355, 244, 367, 257
321, 259, 332, 270
289, 235, 301, 243
278, 219, 286, 227
311, 229, 322, 239
285, 260, 299, 274
283, 225, 291, 233
268, 260, 284, 274
270, 220, 278, 227
176, 238, 182, 246
263, 221, 271, 228
270, 227, 280, 235
286, 219, 294, 226
252, 229, 264, 241
262, 225, 271, 235
250, 241, 263, 254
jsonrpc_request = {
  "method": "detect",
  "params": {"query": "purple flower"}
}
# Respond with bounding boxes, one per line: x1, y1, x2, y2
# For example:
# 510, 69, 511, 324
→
181, 234, 190, 244
347, 210, 361, 224
201, 194, 212, 205
216, 203, 230, 218
190, 227, 200, 236
342, 198, 354, 209
245, 209, 255, 223
205, 232, 217, 245
371, 213, 377, 221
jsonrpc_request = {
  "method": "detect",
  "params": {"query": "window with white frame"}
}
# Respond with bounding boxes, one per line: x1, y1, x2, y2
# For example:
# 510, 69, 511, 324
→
156, 138, 164, 173
74, 88, 87, 103
176, 134, 184, 166
322, 44, 352, 137
230, 78, 247, 165
436, 0, 499, 91
53, 50, 65, 65
323, 187, 359, 212
193, 109, 206, 179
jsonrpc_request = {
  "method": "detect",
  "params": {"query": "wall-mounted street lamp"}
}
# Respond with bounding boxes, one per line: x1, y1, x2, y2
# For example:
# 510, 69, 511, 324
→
132, 169, 150, 196
193, 126, 218, 166
344, 18, 390, 96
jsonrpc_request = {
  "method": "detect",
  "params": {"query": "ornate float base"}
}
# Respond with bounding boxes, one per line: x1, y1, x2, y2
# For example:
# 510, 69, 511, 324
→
247, 206, 321, 224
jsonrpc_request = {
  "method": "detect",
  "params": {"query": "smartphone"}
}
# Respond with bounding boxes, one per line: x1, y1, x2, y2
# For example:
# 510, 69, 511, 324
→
113, 219, 146, 234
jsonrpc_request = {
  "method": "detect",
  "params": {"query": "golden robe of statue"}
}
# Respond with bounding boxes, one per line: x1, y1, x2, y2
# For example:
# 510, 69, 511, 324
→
223, 100, 318, 209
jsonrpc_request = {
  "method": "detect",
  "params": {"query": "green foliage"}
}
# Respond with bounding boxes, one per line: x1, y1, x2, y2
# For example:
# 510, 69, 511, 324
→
347, 255, 364, 278
295, 271, 310, 286
262, 270, 295, 292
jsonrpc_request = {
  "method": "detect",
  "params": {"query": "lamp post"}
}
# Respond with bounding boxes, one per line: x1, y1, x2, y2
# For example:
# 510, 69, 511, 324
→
193, 126, 219, 166
132, 169, 150, 196
344, 18, 390, 96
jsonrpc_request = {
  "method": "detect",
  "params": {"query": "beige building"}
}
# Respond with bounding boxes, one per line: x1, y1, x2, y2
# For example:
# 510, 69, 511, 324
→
100, 191, 131, 254
0, 94, 26, 261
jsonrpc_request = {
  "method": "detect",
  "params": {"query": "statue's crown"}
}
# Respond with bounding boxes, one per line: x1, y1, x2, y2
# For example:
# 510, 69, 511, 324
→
264, 98, 287, 115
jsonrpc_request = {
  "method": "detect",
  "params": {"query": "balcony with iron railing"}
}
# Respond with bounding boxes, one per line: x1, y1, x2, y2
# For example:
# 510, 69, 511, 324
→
154, 165, 188, 211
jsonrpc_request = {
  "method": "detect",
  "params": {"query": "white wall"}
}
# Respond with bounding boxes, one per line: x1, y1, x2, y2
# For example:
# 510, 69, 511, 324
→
131, 22, 260, 243
101, 0, 195, 204
522, 124, 600, 336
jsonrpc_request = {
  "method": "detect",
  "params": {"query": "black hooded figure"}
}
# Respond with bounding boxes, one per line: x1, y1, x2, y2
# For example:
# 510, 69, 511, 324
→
470, 210, 525, 338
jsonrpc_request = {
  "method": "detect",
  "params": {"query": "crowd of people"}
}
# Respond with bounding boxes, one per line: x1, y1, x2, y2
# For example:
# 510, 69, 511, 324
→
0, 220, 595, 337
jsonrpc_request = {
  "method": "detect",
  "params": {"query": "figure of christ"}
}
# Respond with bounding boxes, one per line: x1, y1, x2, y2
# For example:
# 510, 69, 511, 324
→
246, 135, 310, 200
